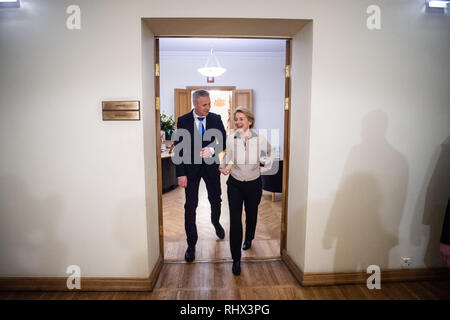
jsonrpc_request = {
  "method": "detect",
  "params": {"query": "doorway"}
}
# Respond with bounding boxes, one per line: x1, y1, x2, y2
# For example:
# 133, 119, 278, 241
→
174, 86, 236, 132
158, 37, 287, 262
142, 18, 313, 287
174, 86, 254, 134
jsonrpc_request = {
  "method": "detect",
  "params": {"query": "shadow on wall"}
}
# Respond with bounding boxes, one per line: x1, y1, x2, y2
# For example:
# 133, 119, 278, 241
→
323, 110, 409, 271
412, 135, 450, 268
0, 176, 66, 276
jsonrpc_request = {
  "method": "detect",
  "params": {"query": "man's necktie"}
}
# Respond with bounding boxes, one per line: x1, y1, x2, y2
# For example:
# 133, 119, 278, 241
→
198, 117, 205, 138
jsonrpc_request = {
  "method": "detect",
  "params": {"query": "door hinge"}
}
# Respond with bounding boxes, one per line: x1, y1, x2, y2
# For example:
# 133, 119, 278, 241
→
284, 97, 290, 110
285, 65, 291, 78
155, 97, 160, 111
155, 63, 160, 77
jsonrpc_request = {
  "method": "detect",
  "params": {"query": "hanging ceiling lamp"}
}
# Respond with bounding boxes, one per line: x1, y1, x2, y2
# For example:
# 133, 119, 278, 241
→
0, 0, 21, 8
198, 48, 226, 78
427, 0, 449, 8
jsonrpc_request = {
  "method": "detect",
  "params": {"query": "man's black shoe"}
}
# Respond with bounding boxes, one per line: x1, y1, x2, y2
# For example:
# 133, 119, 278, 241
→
232, 260, 241, 276
242, 240, 252, 250
214, 224, 225, 240
184, 246, 195, 262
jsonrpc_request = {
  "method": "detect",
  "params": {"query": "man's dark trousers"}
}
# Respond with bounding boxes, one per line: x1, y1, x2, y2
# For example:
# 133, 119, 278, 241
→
184, 163, 222, 247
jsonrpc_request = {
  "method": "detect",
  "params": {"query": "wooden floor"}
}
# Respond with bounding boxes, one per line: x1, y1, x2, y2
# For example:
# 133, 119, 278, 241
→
163, 175, 282, 261
1, 260, 449, 300
4, 178, 448, 301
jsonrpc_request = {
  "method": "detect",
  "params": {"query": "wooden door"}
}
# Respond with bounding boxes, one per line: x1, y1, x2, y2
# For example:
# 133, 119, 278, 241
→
174, 88, 191, 125
230, 89, 253, 130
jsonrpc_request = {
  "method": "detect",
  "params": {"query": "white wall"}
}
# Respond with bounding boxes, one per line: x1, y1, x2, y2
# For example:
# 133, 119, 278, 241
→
159, 49, 285, 155
0, 0, 150, 277
302, 0, 450, 273
0, 0, 449, 277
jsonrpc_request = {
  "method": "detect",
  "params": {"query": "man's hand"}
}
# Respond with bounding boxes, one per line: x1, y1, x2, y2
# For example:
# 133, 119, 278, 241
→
200, 147, 213, 158
440, 243, 450, 266
219, 168, 230, 175
178, 176, 187, 188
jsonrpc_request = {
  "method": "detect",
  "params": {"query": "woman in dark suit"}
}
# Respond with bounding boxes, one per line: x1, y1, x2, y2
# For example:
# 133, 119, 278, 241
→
220, 106, 272, 275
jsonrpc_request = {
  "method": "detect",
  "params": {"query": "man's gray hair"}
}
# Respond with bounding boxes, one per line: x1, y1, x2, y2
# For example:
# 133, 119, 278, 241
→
192, 90, 210, 103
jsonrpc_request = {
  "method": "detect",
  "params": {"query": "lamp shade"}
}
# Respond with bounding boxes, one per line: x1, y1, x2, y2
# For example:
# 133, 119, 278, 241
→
427, 0, 449, 8
0, 0, 20, 8
198, 48, 226, 77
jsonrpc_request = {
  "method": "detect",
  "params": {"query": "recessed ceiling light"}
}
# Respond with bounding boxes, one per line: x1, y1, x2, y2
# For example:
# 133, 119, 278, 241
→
0, 0, 20, 9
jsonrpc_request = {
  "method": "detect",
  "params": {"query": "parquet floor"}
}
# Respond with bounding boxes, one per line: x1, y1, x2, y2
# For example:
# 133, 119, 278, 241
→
1, 261, 449, 300
163, 175, 282, 261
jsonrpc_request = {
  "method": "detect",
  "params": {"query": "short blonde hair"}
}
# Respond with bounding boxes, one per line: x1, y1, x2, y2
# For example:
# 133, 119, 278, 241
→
233, 106, 255, 128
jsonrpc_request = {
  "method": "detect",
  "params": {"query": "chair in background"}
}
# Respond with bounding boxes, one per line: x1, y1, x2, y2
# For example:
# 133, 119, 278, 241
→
261, 159, 283, 201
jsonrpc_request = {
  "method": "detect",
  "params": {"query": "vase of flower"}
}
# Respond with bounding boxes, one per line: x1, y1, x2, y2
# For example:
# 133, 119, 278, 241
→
160, 113, 175, 141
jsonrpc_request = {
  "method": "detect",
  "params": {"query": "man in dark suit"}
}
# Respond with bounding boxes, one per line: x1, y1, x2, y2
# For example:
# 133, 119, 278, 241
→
173, 90, 226, 262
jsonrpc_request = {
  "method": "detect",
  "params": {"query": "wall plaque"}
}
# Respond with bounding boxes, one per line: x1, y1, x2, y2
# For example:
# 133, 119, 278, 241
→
102, 101, 140, 121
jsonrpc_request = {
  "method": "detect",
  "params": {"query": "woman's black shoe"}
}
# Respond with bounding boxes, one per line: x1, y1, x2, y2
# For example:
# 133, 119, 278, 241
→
232, 260, 241, 276
242, 240, 252, 250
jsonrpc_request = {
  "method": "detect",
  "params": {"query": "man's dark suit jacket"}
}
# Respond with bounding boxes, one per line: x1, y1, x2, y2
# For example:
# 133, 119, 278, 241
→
173, 110, 226, 178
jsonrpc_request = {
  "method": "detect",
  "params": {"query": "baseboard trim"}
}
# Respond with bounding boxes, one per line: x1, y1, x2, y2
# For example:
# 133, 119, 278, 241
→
281, 250, 450, 286
0, 276, 152, 292
164, 256, 282, 264
0, 255, 164, 292
148, 254, 164, 291
302, 267, 450, 286
281, 249, 304, 285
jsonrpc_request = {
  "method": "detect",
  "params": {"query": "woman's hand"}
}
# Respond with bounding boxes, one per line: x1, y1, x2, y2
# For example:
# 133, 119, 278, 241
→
260, 166, 269, 173
219, 168, 230, 175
